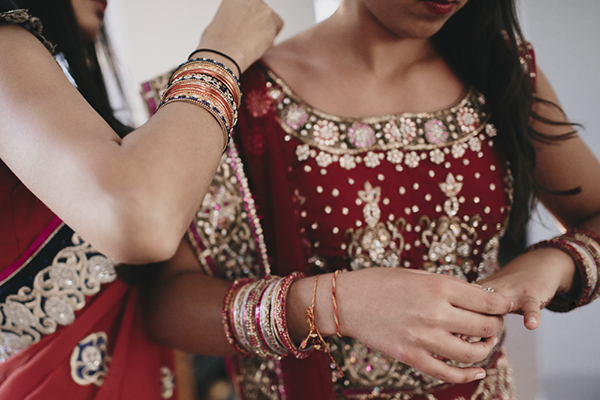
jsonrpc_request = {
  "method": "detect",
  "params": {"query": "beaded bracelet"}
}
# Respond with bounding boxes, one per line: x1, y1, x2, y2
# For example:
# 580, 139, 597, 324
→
155, 57, 241, 153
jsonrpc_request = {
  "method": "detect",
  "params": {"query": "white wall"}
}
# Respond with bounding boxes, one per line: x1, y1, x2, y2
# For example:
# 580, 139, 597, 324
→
521, 1, 600, 399
104, 0, 315, 126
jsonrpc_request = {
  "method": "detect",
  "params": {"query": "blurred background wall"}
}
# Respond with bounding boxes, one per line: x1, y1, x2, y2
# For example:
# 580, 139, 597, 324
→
104, 1, 600, 399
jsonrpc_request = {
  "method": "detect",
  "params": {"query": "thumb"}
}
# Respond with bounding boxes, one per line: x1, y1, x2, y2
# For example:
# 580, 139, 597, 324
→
520, 297, 542, 330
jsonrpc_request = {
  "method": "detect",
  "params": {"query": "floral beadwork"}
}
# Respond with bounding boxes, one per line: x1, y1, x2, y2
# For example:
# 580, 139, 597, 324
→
70, 332, 111, 386
456, 107, 480, 133
348, 123, 376, 148
281, 103, 308, 130
265, 66, 497, 173
424, 119, 449, 144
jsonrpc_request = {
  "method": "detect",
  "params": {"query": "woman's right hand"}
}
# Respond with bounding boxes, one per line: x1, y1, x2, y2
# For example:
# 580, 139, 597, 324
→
287, 268, 512, 384
199, 0, 283, 73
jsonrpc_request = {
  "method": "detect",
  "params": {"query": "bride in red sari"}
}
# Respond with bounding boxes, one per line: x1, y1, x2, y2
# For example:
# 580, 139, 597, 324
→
145, 1, 600, 399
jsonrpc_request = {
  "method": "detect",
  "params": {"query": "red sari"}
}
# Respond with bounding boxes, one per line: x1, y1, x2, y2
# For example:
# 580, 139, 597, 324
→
0, 10, 176, 400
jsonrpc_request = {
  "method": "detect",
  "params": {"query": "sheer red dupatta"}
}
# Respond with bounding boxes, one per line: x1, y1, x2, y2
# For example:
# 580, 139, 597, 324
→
232, 63, 337, 400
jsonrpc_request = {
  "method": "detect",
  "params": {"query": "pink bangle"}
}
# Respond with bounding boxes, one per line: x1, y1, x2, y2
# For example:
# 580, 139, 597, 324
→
272, 272, 312, 359
222, 278, 254, 355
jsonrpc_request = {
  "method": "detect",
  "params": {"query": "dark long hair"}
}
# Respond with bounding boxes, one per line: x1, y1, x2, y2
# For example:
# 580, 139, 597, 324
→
1, 0, 131, 136
432, 0, 577, 237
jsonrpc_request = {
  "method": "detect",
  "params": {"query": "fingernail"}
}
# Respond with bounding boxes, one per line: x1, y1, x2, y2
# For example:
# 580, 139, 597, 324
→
509, 302, 514, 313
493, 337, 499, 346
528, 317, 537, 326
475, 372, 486, 380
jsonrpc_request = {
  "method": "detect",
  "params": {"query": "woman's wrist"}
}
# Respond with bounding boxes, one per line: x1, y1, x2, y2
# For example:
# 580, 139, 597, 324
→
188, 48, 242, 79
530, 246, 577, 294
286, 273, 337, 342
189, 48, 241, 79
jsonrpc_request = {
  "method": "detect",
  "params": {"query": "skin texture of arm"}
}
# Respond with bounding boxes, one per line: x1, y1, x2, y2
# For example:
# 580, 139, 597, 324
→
0, 0, 282, 264
478, 68, 600, 329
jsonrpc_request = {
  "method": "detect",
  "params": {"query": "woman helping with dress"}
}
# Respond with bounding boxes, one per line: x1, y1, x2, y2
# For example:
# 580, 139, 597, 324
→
145, 0, 600, 399
0, 0, 281, 398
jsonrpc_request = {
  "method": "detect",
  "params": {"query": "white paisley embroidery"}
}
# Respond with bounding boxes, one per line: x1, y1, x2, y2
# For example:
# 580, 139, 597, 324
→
0, 231, 117, 362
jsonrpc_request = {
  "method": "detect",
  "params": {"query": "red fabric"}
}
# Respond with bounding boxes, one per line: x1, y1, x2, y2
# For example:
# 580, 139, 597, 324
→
0, 161, 54, 269
233, 62, 514, 399
0, 157, 176, 399
0, 280, 175, 400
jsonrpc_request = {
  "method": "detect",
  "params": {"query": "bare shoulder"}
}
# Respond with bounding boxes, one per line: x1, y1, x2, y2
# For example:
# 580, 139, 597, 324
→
262, 28, 321, 79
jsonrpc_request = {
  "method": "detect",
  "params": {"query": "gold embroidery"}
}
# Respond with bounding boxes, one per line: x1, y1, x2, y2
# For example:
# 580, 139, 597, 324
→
188, 142, 271, 280
346, 182, 406, 269
232, 357, 286, 400
334, 348, 514, 400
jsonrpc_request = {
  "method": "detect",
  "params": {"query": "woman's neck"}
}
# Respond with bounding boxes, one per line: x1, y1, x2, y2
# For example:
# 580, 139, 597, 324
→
324, 1, 437, 77
262, 2, 465, 117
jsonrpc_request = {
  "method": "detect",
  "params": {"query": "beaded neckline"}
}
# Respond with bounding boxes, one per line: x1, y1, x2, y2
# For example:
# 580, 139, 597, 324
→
260, 64, 495, 154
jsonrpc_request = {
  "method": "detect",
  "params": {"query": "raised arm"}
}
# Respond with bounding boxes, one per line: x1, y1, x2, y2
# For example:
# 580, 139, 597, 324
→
0, 0, 282, 264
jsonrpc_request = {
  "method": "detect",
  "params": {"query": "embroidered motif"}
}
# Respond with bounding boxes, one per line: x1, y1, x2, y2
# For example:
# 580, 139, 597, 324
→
331, 340, 513, 399
187, 142, 271, 280
245, 88, 274, 118
232, 357, 287, 400
70, 332, 111, 386
346, 182, 406, 270
160, 366, 175, 399
0, 10, 54, 52
0, 231, 117, 362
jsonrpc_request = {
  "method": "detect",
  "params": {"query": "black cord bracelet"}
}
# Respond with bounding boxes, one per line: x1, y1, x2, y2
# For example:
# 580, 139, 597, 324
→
188, 48, 242, 78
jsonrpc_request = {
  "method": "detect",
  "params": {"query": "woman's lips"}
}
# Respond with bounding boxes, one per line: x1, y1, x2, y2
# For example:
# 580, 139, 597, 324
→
420, 0, 457, 15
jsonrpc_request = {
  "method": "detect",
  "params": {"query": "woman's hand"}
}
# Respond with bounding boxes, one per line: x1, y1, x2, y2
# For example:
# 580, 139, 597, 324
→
477, 247, 577, 330
287, 268, 512, 384
199, 0, 283, 73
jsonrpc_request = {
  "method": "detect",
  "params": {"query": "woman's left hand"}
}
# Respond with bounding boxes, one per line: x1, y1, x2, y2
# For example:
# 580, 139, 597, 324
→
477, 246, 577, 330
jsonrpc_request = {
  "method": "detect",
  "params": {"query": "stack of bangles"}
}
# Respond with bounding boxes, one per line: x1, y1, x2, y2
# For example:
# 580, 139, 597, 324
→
529, 228, 600, 311
222, 271, 345, 375
155, 51, 241, 153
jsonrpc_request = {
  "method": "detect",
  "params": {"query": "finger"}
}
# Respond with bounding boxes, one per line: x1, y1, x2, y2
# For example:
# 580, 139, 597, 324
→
444, 310, 504, 339
408, 349, 487, 384
520, 297, 541, 330
449, 283, 512, 315
429, 333, 499, 365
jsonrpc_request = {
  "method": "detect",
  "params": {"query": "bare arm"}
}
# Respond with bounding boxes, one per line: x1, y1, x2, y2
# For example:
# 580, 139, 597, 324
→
0, 0, 282, 264
147, 238, 512, 383
479, 67, 600, 328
